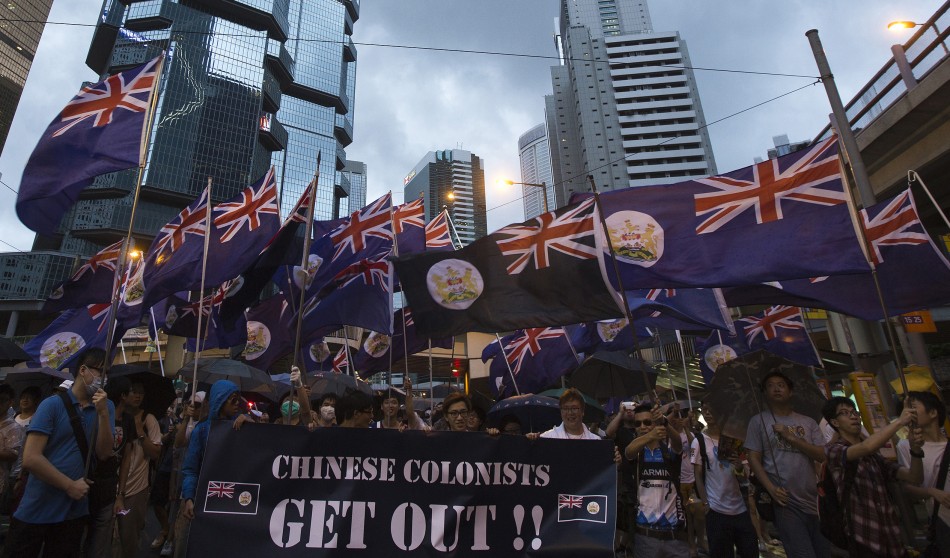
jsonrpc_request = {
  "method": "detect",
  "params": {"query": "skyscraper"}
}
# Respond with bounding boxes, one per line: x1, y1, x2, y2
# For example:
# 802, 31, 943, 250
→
517, 123, 555, 220
0, 0, 54, 155
547, 0, 716, 202
342, 159, 367, 214
403, 149, 486, 246
32, 0, 359, 258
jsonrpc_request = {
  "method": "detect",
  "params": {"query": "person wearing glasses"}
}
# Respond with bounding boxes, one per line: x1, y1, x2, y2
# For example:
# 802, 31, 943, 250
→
437, 392, 473, 432
2, 348, 115, 558
622, 403, 686, 558
338, 392, 376, 428
540, 389, 600, 440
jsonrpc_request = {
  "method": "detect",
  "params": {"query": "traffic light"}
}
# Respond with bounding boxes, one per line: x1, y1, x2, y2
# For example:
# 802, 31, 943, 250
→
451, 358, 461, 377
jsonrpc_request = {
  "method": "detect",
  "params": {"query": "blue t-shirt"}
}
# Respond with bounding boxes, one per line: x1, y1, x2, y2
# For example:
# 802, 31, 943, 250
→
15, 390, 115, 523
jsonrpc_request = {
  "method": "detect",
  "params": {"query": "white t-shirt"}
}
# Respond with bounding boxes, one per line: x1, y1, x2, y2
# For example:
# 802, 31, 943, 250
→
896, 438, 950, 525
692, 433, 747, 515
541, 423, 600, 440
123, 413, 162, 497
680, 432, 695, 484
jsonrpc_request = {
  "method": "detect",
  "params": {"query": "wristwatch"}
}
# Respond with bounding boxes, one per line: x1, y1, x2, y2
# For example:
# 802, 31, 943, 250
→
909, 448, 925, 459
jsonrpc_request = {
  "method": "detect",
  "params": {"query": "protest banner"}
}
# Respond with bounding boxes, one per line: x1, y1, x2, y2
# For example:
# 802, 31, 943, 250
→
188, 422, 616, 556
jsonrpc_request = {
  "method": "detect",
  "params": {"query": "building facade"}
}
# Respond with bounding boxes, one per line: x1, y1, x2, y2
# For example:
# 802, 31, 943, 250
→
342, 159, 367, 214
547, 0, 716, 202
517, 123, 555, 220
404, 149, 487, 246
0, 0, 53, 156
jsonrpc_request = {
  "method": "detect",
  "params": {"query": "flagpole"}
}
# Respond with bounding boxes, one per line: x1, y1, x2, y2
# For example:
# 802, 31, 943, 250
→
909, 171, 950, 230
675, 330, 693, 407
586, 176, 658, 402
654, 329, 678, 402
427, 340, 435, 419
190, 180, 214, 397
101, 53, 166, 378
563, 333, 583, 388
495, 333, 521, 397
291, 153, 321, 377
149, 307, 166, 377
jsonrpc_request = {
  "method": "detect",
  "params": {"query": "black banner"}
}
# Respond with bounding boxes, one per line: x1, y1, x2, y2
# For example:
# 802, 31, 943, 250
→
188, 422, 616, 556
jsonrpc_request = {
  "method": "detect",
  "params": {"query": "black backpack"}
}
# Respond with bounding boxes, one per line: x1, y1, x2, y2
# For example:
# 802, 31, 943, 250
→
817, 449, 857, 551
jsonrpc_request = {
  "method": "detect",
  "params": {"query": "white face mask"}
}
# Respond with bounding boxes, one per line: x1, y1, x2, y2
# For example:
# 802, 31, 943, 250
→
320, 406, 335, 421
84, 372, 103, 397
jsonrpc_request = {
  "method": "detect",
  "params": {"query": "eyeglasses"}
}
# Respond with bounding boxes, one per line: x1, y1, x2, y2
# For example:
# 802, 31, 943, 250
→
633, 419, 653, 427
561, 406, 583, 414
446, 410, 469, 418
836, 409, 860, 418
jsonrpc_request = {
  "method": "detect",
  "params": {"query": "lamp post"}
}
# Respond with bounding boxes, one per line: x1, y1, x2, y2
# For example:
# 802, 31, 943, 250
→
502, 180, 549, 213
888, 19, 949, 55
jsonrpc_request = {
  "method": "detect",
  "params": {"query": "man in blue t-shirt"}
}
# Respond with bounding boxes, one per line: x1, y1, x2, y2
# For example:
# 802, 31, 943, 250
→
2, 348, 115, 558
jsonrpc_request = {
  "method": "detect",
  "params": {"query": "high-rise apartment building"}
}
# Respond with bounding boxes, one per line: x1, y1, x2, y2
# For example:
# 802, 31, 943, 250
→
517, 123, 555, 220
0, 0, 54, 155
403, 149, 486, 246
29, 0, 359, 259
342, 159, 367, 214
547, 0, 716, 202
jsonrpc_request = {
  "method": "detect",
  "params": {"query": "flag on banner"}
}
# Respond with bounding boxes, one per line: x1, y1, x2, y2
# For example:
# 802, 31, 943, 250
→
736, 306, 820, 366
578, 137, 869, 288
626, 288, 734, 333
723, 189, 950, 320
203, 481, 260, 515
695, 330, 749, 385
220, 183, 315, 323
424, 210, 454, 251
556, 494, 609, 523
43, 241, 122, 313
17, 56, 163, 234
353, 308, 454, 376
242, 295, 293, 373
488, 327, 580, 398
395, 198, 624, 337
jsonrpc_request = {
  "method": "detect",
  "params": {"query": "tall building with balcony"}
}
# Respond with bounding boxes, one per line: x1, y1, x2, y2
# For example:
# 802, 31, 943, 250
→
1, 0, 360, 336
517, 123, 555, 220
403, 149, 486, 246
547, 0, 716, 202
0, 0, 54, 155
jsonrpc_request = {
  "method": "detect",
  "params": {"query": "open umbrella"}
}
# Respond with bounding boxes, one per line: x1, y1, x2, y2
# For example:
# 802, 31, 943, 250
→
0, 366, 72, 399
0, 337, 30, 364
308, 372, 373, 398
487, 394, 561, 433
570, 351, 658, 399
108, 364, 176, 419
538, 388, 607, 424
178, 358, 277, 400
705, 349, 828, 441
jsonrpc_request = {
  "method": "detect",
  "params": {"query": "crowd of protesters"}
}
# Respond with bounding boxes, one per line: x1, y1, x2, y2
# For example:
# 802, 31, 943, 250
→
1, 349, 950, 558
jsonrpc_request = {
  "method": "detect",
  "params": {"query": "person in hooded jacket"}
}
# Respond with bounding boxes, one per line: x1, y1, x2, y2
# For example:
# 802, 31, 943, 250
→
175, 380, 250, 557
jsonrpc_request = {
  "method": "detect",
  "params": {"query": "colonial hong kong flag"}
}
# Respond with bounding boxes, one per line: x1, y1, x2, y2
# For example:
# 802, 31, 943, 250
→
625, 287, 734, 333
736, 306, 820, 367
203, 481, 259, 515
556, 494, 608, 523
577, 136, 870, 288
425, 209, 455, 251
489, 327, 580, 398
242, 295, 293, 373
17, 56, 163, 235
695, 330, 749, 385
723, 189, 950, 320
43, 240, 124, 314
393, 197, 426, 253
298, 257, 394, 339
353, 307, 453, 376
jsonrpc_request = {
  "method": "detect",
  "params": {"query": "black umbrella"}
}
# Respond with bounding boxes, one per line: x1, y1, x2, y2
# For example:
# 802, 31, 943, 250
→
178, 358, 277, 400
308, 372, 373, 398
487, 394, 561, 433
570, 351, 658, 399
705, 349, 828, 441
0, 338, 30, 364
108, 365, 176, 420
0, 366, 72, 399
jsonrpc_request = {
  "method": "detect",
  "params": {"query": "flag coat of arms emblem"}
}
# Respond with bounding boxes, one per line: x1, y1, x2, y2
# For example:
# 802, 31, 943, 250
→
17, 56, 163, 235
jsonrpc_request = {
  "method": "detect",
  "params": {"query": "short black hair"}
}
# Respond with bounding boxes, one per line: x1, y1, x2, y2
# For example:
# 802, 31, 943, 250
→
906, 391, 947, 426
318, 394, 337, 407
0, 384, 15, 402
337, 391, 374, 421
633, 403, 653, 415
106, 376, 132, 404
442, 392, 472, 413
821, 396, 855, 431
19, 386, 41, 403
760, 371, 794, 392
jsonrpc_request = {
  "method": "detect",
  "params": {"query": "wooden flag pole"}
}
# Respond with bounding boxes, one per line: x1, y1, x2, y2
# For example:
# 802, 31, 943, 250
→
190, 180, 214, 398
586, 176, 659, 402
149, 307, 166, 377
101, 53, 166, 378
495, 333, 521, 397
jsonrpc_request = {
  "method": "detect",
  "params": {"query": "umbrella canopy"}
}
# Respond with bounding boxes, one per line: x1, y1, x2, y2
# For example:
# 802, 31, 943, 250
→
108, 365, 176, 420
705, 349, 828, 441
538, 388, 607, 424
308, 372, 373, 398
0, 366, 72, 399
487, 394, 561, 434
0, 337, 30, 364
374, 386, 407, 404
178, 358, 277, 400
570, 351, 658, 399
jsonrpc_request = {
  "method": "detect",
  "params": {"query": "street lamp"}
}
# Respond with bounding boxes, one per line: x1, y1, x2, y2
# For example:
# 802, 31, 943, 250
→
500, 179, 549, 213
445, 191, 455, 202
888, 19, 949, 55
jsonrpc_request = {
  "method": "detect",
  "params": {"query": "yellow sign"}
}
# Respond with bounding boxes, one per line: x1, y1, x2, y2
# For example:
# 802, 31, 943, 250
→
901, 311, 936, 333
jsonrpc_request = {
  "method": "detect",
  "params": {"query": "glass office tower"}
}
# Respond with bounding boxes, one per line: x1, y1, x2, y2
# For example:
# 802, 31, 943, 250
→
33, 0, 359, 258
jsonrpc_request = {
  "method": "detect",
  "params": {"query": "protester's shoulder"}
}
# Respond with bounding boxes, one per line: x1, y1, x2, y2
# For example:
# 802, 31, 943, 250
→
27, 394, 66, 434
824, 439, 847, 466
540, 427, 558, 439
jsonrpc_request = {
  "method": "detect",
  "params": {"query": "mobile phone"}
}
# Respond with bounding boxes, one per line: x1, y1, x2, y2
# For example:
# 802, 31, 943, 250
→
117, 508, 131, 516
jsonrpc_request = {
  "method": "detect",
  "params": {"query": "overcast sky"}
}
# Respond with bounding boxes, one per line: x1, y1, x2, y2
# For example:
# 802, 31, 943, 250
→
0, 0, 941, 254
